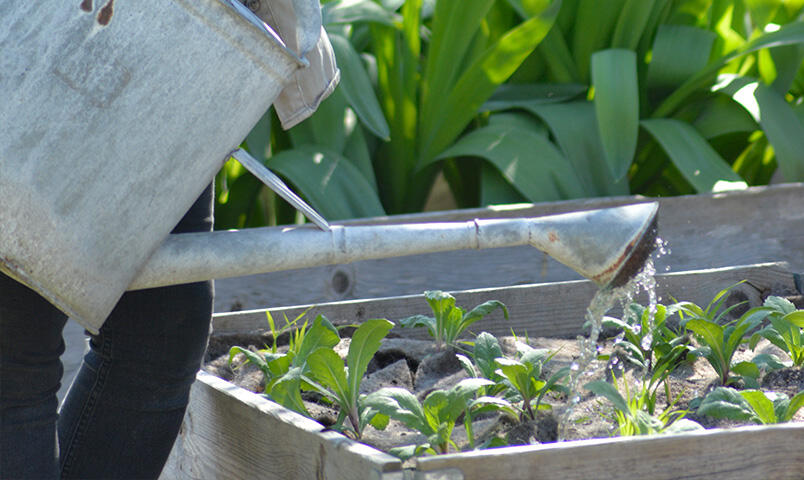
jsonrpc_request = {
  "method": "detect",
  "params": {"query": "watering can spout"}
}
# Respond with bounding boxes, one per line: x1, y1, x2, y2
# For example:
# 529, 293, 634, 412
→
130, 202, 659, 292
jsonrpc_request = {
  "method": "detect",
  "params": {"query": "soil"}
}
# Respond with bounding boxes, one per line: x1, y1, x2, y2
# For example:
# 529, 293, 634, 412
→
203, 326, 804, 459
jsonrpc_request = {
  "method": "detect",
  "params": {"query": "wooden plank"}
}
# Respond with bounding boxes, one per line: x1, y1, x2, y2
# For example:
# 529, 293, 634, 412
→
212, 263, 798, 339
412, 423, 804, 480
214, 183, 804, 311
160, 371, 402, 480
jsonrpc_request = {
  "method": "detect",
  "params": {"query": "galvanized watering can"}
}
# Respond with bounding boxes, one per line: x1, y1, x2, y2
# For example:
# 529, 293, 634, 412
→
0, 1, 659, 333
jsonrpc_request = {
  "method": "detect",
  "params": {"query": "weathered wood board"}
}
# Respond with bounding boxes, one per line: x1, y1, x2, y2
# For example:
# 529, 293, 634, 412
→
212, 262, 798, 339
167, 263, 803, 480
412, 424, 804, 480
160, 372, 402, 480
214, 183, 804, 312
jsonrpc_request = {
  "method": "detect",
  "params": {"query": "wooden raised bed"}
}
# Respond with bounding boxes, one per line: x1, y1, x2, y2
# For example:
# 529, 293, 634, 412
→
163, 185, 804, 479
214, 183, 804, 311
163, 262, 803, 479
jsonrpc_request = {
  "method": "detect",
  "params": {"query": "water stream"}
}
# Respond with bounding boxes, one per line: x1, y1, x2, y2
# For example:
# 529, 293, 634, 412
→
557, 237, 670, 440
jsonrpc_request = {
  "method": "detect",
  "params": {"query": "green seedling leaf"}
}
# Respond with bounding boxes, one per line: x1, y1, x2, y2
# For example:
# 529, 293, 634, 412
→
473, 332, 503, 380
347, 318, 395, 403
585, 380, 631, 414
740, 390, 778, 424
784, 391, 804, 422
292, 315, 340, 368
363, 387, 431, 435
270, 366, 309, 415
307, 348, 350, 406
697, 387, 760, 423
592, 49, 639, 181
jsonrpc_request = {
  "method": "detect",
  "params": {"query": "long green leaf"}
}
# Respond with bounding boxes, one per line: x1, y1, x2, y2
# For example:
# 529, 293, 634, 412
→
571, 0, 625, 82
420, 0, 495, 132
418, 0, 561, 164
753, 84, 804, 181
646, 25, 716, 92
641, 118, 747, 192
329, 33, 391, 140
482, 83, 587, 112
267, 146, 385, 220
433, 123, 581, 201
784, 390, 804, 421
529, 102, 628, 196
592, 49, 639, 181
653, 21, 804, 118
611, 0, 655, 50
346, 319, 394, 404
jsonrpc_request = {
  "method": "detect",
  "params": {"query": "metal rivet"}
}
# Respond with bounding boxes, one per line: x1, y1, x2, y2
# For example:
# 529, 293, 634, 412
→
245, 0, 260, 12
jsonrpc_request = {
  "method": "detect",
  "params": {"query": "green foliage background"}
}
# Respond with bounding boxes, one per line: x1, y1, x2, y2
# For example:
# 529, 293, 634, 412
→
216, 0, 804, 229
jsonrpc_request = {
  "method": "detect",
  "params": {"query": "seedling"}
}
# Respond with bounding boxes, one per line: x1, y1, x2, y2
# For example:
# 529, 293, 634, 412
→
585, 370, 702, 436
749, 296, 804, 367
494, 343, 569, 421
362, 378, 509, 458
677, 282, 771, 386
456, 332, 507, 396
697, 387, 804, 425
603, 302, 693, 373
399, 291, 508, 350
229, 313, 340, 415
302, 318, 394, 438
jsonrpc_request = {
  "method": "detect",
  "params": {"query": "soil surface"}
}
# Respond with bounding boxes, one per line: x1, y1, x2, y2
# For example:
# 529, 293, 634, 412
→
204, 327, 804, 458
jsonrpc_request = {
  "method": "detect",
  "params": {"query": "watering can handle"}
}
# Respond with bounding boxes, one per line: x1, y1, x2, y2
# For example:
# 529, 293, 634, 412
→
231, 149, 330, 231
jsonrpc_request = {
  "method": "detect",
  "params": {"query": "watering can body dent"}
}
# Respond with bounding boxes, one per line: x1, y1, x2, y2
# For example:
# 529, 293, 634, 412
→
0, 0, 310, 333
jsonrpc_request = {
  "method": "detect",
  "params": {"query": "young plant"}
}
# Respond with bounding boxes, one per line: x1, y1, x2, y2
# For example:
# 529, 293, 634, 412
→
302, 318, 394, 439
603, 302, 693, 373
455, 332, 507, 396
228, 313, 340, 415
697, 387, 804, 425
399, 291, 508, 350
494, 343, 569, 421
585, 369, 702, 436
750, 296, 804, 367
677, 283, 771, 386
362, 378, 506, 459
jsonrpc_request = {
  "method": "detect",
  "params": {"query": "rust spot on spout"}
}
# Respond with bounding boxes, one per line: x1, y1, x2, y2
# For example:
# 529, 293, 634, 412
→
548, 231, 559, 243
79, 0, 93, 12
97, 0, 114, 26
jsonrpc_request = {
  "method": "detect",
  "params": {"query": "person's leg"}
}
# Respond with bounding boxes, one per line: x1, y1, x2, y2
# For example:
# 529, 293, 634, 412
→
0, 272, 68, 480
58, 185, 214, 479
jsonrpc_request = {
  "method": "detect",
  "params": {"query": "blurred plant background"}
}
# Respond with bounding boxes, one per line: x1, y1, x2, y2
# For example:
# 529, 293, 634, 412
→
215, 0, 804, 229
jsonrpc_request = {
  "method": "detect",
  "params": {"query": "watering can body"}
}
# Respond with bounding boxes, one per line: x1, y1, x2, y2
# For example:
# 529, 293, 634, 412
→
0, 1, 306, 332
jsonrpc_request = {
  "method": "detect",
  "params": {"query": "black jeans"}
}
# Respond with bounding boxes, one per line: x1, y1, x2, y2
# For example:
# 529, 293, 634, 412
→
0, 186, 214, 479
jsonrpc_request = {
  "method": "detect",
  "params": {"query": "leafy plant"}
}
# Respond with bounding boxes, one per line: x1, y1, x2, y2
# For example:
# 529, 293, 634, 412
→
494, 343, 570, 421
697, 387, 804, 425
585, 371, 702, 436
463, 1, 804, 205
677, 283, 772, 386
750, 295, 804, 367
603, 302, 693, 373
362, 378, 510, 458
302, 318, 394, 438
456, 331, 508, 396
399, 291, 508, 350
228, 313, 340, 415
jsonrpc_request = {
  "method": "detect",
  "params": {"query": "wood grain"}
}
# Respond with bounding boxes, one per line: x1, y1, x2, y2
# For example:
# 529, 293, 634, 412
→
214, 183, 804, 312
212, 262, 798, 339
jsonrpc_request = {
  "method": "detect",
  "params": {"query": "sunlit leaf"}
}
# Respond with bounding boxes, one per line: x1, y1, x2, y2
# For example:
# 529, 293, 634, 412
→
641, 118, 747, 192
592, 49, 639, 181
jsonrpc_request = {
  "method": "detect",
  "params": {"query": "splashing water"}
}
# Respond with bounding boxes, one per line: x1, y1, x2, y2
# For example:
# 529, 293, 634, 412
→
557, 238, 669, 441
